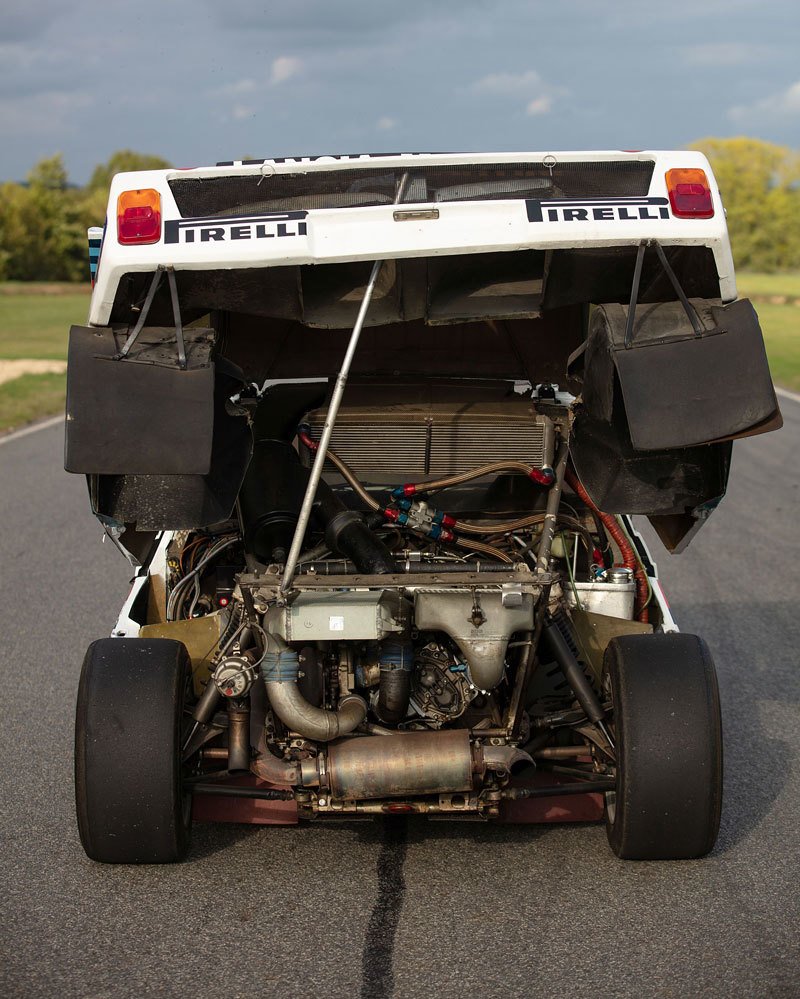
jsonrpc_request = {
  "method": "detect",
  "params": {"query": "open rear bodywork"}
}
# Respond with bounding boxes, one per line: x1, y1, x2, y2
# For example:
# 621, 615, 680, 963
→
68, 151, 780, 860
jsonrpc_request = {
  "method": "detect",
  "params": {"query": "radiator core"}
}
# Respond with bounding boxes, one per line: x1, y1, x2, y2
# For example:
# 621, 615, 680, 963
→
304, 399, 555, 478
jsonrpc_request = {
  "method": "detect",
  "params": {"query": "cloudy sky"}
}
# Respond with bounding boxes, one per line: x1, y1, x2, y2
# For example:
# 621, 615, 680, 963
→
2, 0, 798, 183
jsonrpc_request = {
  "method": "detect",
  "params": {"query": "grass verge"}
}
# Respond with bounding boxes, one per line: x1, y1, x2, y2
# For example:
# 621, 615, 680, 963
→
0, 372, 66, 434
737, 272, 800, 300
0, 290, 89, 359
753, 302, 800, 393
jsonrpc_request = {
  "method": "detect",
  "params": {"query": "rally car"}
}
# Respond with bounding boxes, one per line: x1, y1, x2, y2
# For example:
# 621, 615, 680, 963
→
67, 150, 781, 863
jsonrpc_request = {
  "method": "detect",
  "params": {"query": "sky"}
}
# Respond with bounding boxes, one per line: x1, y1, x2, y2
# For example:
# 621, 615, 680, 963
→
1, 0, 799, 184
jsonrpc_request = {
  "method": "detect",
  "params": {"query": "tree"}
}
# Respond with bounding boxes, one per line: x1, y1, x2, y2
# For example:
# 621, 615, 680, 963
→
692, 137, 800, 271
87, 150, 172, 192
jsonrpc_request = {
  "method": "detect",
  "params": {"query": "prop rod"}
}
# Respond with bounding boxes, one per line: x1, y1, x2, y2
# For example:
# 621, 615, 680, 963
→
280, 176, 409, 594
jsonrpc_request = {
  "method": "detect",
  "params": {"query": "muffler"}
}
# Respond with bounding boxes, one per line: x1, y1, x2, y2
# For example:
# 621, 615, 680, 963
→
325, 730, 475, 800
310, 730, 532, 800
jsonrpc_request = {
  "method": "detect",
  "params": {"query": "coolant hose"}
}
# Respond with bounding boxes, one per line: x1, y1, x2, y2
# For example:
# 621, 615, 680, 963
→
377, 639, 413, 724
262, 633, 367, 741
565, 467, 649, 623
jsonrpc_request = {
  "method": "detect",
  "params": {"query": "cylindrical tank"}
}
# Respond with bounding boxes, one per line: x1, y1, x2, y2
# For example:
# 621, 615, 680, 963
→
326, 729, 473, 800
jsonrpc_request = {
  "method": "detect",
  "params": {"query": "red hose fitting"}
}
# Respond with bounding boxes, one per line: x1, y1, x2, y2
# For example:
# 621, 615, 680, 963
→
565, 467, 649, 623
298, 429, 318, 451
529, 466, 555, 486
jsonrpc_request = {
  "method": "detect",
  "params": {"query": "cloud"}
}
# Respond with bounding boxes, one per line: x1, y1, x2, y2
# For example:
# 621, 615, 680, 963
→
216, 78, 257, 97
681, 42, 770, 66
270, 56, 301, 85
470, 70, 544, 97
526, 96, 552, 117
469, 69, 563, 116
376, 116, 397, 131
0, 89, 92, 137
728, 79, 800, 121
3, 1, 72, 42
211, 61, 300, 121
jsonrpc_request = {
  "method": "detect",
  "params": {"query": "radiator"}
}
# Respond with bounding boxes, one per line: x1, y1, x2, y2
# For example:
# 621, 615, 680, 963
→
304, 400, 555, 478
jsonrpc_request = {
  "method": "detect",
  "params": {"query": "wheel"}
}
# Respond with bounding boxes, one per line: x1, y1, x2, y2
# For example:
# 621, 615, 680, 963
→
603, 633, 722, 860
75, 638, 194, 863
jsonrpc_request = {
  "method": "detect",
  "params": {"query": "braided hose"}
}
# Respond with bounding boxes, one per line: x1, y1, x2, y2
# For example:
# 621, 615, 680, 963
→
564, 467, 649, 623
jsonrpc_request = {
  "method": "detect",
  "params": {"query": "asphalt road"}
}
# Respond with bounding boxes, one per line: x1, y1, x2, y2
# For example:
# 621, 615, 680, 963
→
1, 402, 798, 999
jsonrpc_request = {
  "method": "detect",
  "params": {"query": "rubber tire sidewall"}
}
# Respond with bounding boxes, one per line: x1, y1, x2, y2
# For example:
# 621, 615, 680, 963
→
75, 637, 192, 864
604, 633, 723, 861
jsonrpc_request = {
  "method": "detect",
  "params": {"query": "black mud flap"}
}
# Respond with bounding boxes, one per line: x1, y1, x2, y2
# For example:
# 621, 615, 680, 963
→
576, 298, 781, 450
65, 325, 216, 475
64, 325, 251, 531
88, 361, 252, 531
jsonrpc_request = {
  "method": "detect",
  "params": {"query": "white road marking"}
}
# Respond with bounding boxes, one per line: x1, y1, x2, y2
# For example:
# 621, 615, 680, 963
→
775, 386, 800, 406
0, 414, 64, 446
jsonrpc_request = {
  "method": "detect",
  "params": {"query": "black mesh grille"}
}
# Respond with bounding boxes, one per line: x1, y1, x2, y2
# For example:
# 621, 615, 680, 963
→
169, 161, 655, 218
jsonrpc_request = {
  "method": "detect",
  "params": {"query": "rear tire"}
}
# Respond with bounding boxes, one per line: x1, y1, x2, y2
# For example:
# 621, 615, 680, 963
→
603, 633, 722, 860
75, 638, 193, 864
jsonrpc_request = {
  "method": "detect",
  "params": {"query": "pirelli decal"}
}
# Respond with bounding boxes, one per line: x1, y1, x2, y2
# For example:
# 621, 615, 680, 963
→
164, 211, 308, 244
526, 196, 670, 223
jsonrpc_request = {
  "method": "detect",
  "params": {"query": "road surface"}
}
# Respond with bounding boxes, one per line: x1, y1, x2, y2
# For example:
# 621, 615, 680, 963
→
1, 402, 797, 998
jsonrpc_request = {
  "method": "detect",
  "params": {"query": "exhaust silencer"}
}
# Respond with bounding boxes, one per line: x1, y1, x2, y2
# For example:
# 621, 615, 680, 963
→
326, 730, 474, 800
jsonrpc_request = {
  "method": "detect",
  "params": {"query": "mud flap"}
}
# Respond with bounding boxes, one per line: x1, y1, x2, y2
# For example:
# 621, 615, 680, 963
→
577, 298, 781, 450
65, 325, 216, 475
65, 325, 251, 531
88, 361, 252, 531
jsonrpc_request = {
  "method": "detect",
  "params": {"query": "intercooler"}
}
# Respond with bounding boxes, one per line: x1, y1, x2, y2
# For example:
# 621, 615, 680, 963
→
304, 392, 555, 478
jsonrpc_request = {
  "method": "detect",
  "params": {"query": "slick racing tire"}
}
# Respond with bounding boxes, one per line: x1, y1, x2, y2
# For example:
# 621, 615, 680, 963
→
603, 633, 723, 861
75, 638, 193, 864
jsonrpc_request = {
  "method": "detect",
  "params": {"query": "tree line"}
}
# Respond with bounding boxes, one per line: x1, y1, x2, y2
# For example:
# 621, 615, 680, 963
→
0, 151, 171, 282
1, 139, 798, 281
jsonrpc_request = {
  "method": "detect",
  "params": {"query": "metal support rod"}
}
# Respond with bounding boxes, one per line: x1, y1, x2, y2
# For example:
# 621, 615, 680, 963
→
500, 780, 615, 800
166, 267, 187, 368
116, 265, 164, 359
280, 173, 409, 594
623, 240, 647, 349
535, 441, 569, 573
653, 241, 705, 336
534, 745, 592, 759
189, 783, 294, 800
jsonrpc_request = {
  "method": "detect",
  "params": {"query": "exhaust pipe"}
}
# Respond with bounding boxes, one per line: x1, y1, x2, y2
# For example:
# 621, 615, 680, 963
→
262, 633, 367, 742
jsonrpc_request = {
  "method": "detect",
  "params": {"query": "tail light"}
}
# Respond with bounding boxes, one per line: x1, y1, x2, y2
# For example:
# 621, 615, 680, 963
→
665, 168, 714, 219
117, 189, 162, 244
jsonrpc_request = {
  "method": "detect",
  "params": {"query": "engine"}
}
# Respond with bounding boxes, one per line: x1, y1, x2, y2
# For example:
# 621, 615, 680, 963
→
163, 381, 655, 816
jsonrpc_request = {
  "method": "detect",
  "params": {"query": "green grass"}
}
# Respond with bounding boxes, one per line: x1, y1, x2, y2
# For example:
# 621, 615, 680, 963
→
753, 301, 800, 392
0, 287, 89, 360
0, 372, 66, 433
737, 272, 800, 299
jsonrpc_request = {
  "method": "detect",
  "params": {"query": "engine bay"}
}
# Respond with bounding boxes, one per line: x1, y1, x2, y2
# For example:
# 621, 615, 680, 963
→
121, 378, 664, 819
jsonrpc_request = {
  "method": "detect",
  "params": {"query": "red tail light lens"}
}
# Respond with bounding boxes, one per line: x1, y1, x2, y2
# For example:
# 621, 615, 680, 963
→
117, 189, 162, 244
665, 169, 714, 219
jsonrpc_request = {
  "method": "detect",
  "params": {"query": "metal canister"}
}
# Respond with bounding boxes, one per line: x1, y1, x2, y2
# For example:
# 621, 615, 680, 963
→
326, 729, 473, 800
